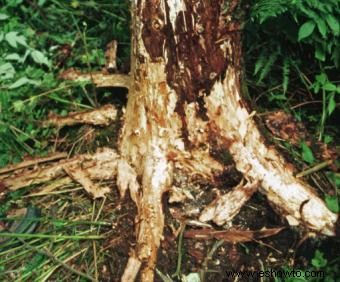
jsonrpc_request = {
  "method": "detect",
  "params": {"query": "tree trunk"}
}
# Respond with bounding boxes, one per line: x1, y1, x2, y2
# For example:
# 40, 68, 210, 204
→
0, 1, 336, 281
116, 0, 338, 281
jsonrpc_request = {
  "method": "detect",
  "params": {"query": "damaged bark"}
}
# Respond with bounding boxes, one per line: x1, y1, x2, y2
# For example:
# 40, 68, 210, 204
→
119, 0, 337, 280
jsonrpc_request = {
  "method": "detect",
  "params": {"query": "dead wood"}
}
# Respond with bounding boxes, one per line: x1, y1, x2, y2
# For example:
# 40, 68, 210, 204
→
1, 148, 119, 198
1, 1, 338, 281
0, 152, 67, 176
59, 68, 131, 89
43, 104, 118, 128
199, 180, 259, 225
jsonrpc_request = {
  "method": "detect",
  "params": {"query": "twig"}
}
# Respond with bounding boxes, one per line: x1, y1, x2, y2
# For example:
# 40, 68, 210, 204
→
0, 152, 67, 175
291, 100, 322, 109
296, 160, 333, 178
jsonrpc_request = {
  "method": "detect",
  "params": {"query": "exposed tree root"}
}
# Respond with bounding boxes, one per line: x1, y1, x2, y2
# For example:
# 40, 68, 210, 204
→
204, 67, 337, 235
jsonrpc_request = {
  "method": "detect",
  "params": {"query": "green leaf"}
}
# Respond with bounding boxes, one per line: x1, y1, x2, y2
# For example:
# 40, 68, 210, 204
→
316, 18, 327, 38
38, 0, 46, 6
327, 93, 336, 116
5, 53, 22, 62
326, 14, 339, 35
7, 0, 23, 7
312, 250, 327, 268
323, 135, 333, 144
30, 50, 50, 67
13, 100, 25, 112
282, 58, 290, 94
323, 82, 336, 92
315, 73, 327, 84
8, 77, 40, 89
257, 52, 278, 83
5, 31, 27, 48
0, 14, 9, 20
315, 45, 325, 61
0, 63, 16, 80
301, 142, 314, 164
325, 195, 339, 213
298, 21, 315, 41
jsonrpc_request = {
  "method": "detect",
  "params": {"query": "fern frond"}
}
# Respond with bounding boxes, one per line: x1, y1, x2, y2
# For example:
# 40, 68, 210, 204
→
251, 0, 289, 24
257, 51, 278, 83
254, 51, 267, 76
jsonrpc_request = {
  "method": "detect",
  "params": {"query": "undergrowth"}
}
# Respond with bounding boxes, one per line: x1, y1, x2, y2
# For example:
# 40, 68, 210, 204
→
0, 0, 130, 166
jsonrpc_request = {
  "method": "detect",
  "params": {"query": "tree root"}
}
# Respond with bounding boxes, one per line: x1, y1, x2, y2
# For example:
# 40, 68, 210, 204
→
204, 67, 338, 235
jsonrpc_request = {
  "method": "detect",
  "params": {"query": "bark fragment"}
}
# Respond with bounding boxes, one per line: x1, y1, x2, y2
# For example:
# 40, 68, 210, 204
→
2, 148, 119, 196
199, 180, 259, 225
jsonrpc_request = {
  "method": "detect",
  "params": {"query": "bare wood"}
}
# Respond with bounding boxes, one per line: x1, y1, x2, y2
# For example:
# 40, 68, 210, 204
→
204, 66, 337, 235
59, 68, 131, 89
2, 148, 119, 196
43, 104, 118, 128
200, 180, 259, 225
119, 1, 337, 280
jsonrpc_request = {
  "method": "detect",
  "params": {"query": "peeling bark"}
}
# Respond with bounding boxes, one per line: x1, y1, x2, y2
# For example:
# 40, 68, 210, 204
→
119, 1, 337, 280
199, 180, 259, 225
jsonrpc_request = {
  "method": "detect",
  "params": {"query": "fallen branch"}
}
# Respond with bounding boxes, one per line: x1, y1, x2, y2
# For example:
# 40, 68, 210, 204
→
59, 68, 131, 89
43, 104, 118, 128
1, 148, 119, 198
0, 152, 67, 176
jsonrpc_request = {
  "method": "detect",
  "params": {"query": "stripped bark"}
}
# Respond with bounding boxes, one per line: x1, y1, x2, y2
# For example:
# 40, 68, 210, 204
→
119, 0, 337, 280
